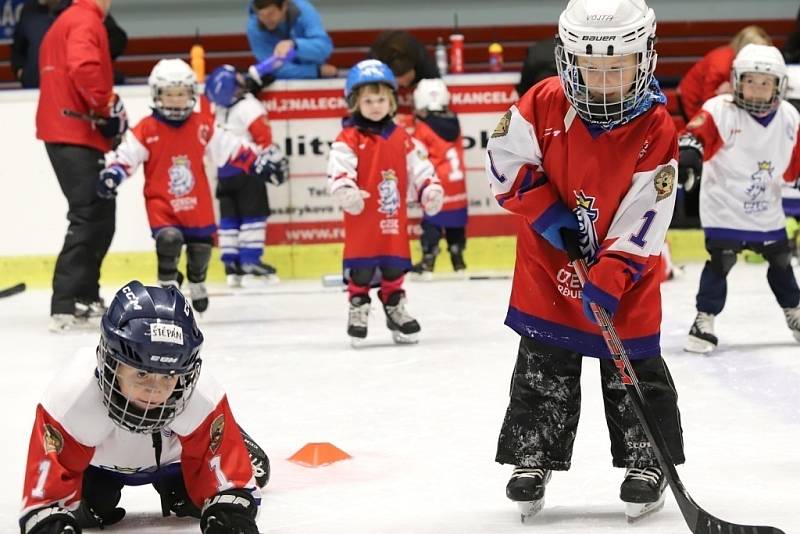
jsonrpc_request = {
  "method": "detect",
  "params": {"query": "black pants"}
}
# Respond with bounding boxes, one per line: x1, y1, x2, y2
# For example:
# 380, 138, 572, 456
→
45, 143, 115, 315
216, 173, 270, 220
696, 238, 800, 315
420, 220, 466, 254
496, 336, 685, 470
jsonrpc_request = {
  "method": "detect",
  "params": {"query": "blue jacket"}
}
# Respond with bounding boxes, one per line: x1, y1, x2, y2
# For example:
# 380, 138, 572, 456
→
246, 0, 333, 79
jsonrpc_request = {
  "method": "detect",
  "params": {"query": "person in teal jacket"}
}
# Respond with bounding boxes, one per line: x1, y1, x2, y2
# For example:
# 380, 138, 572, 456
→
246, 0, 336, 79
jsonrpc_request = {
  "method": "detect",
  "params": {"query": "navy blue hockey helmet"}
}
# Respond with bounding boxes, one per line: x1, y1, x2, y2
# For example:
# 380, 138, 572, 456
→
205, 64, 243, 108
344, 59, 397, 108
97, 281, 204, 433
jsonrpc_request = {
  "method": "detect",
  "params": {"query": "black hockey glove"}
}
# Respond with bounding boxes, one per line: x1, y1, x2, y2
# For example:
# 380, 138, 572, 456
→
20, 506, 80, 534
678, 134, 703, 193
252, 145, 289, 186
97, 94, 128, 139
244, 72, 276, 96
200, 489, 259, 534
152, 474, 201, 518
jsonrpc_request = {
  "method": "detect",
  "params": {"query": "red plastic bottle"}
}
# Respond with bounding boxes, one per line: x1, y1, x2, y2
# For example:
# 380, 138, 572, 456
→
449, 33, 464, 74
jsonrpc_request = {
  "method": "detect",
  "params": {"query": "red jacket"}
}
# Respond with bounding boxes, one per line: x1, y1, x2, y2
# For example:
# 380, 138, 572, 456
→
36, 0, 114, 152
677, 45, 735, 120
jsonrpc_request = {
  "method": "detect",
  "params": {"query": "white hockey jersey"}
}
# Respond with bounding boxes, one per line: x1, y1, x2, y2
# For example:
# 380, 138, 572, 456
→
213, 94, 274, 179
684, 95, 800, 242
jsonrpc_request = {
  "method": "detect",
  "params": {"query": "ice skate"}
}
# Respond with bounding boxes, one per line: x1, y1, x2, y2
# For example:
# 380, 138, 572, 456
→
379, 290, 420, 344
410, 253, 436, 281
242, 261, 279, 283
159, 272, 184, 291
224, 262, 244, 288
620, 467, 667, 522
505, 467, 551, 523
75, 298, 107, 319
449, 244, 467, 272
48, 313, 90, 333
684, 312, 718, 353
347, 294, 370, 347
188, 282, 208, 313
783, 306, 800, 342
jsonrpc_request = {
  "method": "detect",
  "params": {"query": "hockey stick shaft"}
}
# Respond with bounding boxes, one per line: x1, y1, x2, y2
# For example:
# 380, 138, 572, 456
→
0, 282, 25, 299
560, 229, 784, 534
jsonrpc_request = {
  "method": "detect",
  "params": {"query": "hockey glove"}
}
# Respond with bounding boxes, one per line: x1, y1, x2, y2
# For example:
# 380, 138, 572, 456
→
152, 473, 201, 518
252, 145, 288, 186
21, 506, 80, 534
73, 501, 125, 529
332, 183, 370, 215
97, 94, 128, 139
420, 183, 445, 216
678, 134, 703, 193
97, 166, 126, 199
581, 280, 618, 324
200, 489, 258, 534
531, 201, 580, 251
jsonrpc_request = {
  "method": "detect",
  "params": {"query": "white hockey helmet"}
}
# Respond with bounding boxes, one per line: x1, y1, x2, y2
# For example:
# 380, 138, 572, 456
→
148, 58, 198, 121
731, 44, 787, 117
413, 78, 451, 112
555, 0, 658, 126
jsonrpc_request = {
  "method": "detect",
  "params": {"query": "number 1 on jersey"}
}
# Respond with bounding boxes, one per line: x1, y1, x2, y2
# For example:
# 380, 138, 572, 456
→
629, 209, 657, 248
445, 147, 464, 182
210, 455, 233, 492
31, 460, 51, 499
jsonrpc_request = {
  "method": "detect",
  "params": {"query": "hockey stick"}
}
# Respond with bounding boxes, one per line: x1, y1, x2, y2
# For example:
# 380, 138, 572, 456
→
560, 229, 785, 534
0, 282, 26, 299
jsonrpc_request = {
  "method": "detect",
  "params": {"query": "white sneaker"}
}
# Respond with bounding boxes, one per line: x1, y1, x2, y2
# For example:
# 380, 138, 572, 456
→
684, 312, 718, 353
784, 306, 800, 342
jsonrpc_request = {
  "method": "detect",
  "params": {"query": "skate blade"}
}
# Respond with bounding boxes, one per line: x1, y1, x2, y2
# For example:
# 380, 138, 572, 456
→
226, 275, 243, 288
791, 330, 800, 342
683, 336, 715, 354
391, 331, 419, 344
350, 336, 367, 348
624, 495, 665, 523
517, 499, 545, 523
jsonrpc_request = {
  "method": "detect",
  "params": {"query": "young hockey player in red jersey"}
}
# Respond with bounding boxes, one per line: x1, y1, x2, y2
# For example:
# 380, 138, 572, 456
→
97, 59, 286, 313
408, 78, 469, 276
486, 0, 685, 522
327, 60, 444, 345
679, 44, 800, 353
19, 281, 268, 534
205, 64, 288, 287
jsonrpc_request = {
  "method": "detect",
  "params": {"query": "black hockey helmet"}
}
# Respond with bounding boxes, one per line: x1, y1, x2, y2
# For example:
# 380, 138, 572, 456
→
97, 281, 204, 433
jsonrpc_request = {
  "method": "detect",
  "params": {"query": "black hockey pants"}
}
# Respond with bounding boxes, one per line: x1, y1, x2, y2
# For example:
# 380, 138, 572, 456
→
496, 336, 685, 470
45, 143, 115, 315
696, 238, 800, 315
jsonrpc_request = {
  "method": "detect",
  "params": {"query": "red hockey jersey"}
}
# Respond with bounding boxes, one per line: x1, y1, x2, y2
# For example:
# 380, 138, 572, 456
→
328, 118, 437, 271
486, 77, 678, 359
411, 116, 468, 228
20, 350, 258, 525
109, 113, 259, 237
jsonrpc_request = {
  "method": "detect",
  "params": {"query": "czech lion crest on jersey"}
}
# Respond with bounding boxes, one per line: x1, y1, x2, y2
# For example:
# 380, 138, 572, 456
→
574, 190, 600, 263
378, 170, 400, 216
744, 161, 773, 214
168, 155, 195, 197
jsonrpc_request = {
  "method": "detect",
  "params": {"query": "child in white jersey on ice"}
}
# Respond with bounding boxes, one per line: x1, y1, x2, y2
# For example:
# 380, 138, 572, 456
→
679, 44, 800, 353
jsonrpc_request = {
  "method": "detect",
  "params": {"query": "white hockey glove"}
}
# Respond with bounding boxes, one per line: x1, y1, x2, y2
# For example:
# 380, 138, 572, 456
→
333, 184, 370, 215
420, 183, 445, 216
97, 165, 126, 199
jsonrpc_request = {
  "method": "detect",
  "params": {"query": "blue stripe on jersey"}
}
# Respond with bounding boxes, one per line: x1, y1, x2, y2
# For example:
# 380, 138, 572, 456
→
504, 306, 661, 360
88, 461, 183, 486
343, 255, 413, 272
422, 207, 468, 228
150, 224, 217, 238
782, 198, 800, 217
703, 227, 788, 243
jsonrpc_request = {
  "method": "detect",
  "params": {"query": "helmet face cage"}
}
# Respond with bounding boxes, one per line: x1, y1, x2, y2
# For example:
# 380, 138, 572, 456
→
732, 69, 786, 117
96, 339, 202, 434
556, 37, 657, 126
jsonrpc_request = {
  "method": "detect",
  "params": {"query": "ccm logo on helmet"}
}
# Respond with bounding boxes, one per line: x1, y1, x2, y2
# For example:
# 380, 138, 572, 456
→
122, 285, 143, 311
150, 355, 179, 363
582, 35, 615, 41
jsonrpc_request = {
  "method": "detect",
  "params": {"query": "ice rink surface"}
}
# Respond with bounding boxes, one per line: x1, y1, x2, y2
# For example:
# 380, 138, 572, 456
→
2, 262, 798, 533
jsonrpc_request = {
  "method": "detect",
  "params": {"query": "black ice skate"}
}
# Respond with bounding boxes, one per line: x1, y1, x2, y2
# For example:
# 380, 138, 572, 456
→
158, 272, 184, 291
620, 466, 667, 522
242, 261, 279, 283
684, 311, 718, 353
784, 306, 800, 342
188, 282, 208, 313
347, 294, 371, 346
506, 467, 552, 522
379, 290, 420, 344
411, 252, 437, 279
449, 244, 467, 272
224, 262, 244, 288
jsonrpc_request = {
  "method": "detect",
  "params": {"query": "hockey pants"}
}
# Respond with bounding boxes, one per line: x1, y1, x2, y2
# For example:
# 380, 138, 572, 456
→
496, 336, 685, 470
45, 143, 115, 315
216, 173, 269, 266
696, 238, 800, 315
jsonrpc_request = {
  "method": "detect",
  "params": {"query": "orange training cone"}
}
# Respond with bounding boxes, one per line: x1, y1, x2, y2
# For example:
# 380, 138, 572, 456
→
288, 442, 352, 467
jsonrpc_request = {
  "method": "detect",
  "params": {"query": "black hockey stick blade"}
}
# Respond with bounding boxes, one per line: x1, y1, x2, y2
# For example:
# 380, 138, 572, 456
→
0, 282, 26, 298
559, 229, 786, 534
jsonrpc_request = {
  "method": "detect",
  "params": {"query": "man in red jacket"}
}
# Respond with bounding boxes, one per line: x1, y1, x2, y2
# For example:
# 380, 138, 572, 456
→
36, 0, 128, 332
